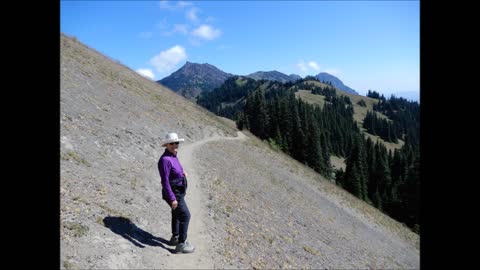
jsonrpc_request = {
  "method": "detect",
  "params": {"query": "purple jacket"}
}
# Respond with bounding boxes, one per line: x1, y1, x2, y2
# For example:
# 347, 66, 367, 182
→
158, 149, 185, 203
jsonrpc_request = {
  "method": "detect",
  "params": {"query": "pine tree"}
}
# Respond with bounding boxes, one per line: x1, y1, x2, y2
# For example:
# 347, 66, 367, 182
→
305, 120, 324, 173
376, 147, 392, 213
290, 95, 307, 163
391, 149, 406, 186
344, 135, 369, 200
335, 168, 345, 187
373, 188, 383, 210
235, 111, 245, 130
274, 124, 284, 150
320, 132, 332, 175
405, 153, 420, 228
366, 137, 377, 200
256, 89, 270, 139
350, 163, 363, 198
278, 98, 292, 153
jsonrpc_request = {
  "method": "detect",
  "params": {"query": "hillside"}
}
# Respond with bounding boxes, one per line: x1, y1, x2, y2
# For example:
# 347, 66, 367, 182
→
61, 33, 418, 269
197, 129, 418, 269
294, 81, 404, 152
61, 33, 237, 269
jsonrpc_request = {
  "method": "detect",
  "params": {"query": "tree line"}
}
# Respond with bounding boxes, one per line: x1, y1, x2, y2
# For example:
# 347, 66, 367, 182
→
368, 90, 420, 146
197, 77, 420, 233
362, 111, 401, 143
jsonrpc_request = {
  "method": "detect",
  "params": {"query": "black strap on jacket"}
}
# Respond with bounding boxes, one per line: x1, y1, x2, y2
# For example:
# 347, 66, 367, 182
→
169, 176, 187, 194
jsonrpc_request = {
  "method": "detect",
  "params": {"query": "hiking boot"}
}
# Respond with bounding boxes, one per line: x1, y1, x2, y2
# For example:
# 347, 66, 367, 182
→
175, 241, 195, 253
169, 235, 179, 246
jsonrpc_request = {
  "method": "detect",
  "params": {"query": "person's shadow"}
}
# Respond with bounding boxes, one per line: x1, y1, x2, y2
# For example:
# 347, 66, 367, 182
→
103, 216, 175, 253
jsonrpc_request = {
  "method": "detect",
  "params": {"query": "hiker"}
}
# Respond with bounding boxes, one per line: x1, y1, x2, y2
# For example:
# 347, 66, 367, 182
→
158, 132, 195, 253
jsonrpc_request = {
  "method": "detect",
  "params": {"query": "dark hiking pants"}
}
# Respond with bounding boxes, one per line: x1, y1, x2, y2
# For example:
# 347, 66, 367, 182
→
171, 193, 191, 243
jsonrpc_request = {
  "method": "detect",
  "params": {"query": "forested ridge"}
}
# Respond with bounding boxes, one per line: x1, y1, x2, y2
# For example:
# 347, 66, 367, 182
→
198, 76, 420, 233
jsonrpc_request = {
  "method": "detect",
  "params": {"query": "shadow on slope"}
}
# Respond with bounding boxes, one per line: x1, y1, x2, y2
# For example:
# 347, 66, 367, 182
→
103, 216, 175, 252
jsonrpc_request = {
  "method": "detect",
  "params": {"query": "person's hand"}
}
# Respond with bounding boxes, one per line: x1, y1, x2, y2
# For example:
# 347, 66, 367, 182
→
183, 171, 188, 177
172, 200, 178, 210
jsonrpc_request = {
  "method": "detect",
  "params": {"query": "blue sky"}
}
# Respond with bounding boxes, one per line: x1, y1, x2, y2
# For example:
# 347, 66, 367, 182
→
61, 1, 419, 99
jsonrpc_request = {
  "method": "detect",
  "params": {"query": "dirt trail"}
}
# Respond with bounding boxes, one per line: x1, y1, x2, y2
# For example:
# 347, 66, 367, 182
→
162, 131, 247, 269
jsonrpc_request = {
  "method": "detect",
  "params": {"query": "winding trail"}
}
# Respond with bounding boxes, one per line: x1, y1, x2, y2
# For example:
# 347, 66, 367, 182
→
163, 131, 247, 269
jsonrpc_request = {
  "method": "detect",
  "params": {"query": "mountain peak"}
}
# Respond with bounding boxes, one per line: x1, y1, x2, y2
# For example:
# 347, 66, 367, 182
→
158, 62, 233, 99
314, 72, 358, 95
180, 61, 219, 71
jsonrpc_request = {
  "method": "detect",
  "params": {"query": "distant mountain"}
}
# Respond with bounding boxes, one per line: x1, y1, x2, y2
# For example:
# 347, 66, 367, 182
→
246, 71, 301, 83
157, 61, 234, 99
314, 72, 358, 95
289, 74, 302, 81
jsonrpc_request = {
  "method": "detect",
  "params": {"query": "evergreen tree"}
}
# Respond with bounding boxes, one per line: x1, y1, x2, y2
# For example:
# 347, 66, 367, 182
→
235, 111, 245, 130
405, 153, 420, 228
357, 99, 367, 107
373, 188, 383, 210
344, 135, 368, 200
278, 98, 292, 153
305, 120, 324, 173
375, 145, 393, 213
274, 124, 284, 150
335, 168, 345, 187
365, 137, 377, 200
289, 95, 307, 163
256, 89, 270, 139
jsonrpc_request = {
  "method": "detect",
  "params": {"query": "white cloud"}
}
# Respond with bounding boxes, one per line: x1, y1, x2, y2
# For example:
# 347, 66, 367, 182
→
159, 1, 174, 10
177, 1, 193, 8
150, 45, 187, 74
296, 60, 339, 76
296, 60, 308, 74
325, 69, 341, 76
139, 31, 153, 39
186, 8, 200, 22
308, 61, 320, 72
161, 24, 189, 36
173, 24, 188, 35
191, 24, 221, 40
136, 68, 155, 80
159, 1, 192, 10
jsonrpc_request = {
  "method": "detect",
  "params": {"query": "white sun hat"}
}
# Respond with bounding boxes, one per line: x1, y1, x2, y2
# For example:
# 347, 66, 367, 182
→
161, 132, 185, 147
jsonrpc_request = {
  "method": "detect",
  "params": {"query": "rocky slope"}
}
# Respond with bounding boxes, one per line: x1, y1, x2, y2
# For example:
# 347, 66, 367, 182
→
60, 33, 419, 269
60, 33, 236, 269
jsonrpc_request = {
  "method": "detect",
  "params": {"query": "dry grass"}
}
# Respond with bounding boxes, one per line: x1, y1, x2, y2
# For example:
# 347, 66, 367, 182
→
303, 245, 321, 256
63, 260, 75, 269
295, 82, 403, 151
235, 77, 248, 87
295, 81, 387, 124
295, 89, 327, 108
62, 221, 89, 237
216, 116, 238, 130
61, 150, 91, 167
196, 137, 419, 269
